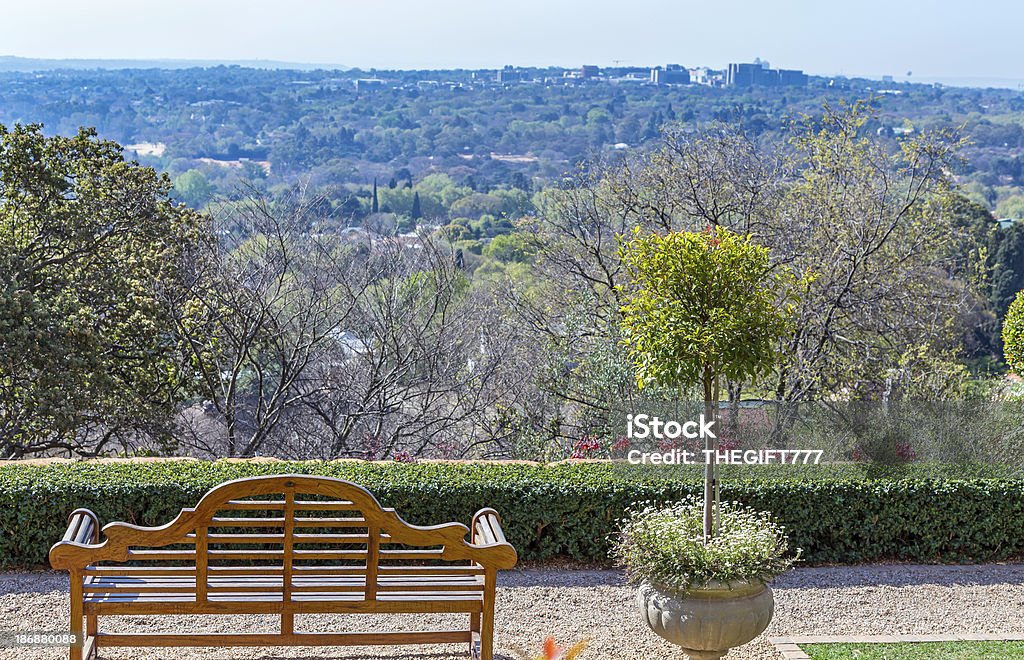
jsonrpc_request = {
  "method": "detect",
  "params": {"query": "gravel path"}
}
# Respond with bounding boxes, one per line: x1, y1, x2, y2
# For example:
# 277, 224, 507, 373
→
3, 564, 1024, 660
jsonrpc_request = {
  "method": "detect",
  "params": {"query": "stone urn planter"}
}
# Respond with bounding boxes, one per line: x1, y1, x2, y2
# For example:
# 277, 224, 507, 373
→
636, 579, 774, 660
614, 499, 795, 659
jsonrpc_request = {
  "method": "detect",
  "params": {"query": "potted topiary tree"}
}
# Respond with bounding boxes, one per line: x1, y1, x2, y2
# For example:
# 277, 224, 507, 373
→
616, 226, 798, 659
614, 499, 796, 660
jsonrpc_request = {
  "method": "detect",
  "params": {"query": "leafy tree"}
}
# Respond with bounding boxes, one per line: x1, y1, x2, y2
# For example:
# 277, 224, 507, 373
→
943, 194, 1000, 356
483, 232, 535, 263
0, 124, 209, 457
394, 167, 413, 187
440, 223, 473, 242
618, 227, 793, 539
547, 104, 969, 401
450, 193, 504, 220
995, 194, 1024, 219
991, 221, 1024, 323
377, 186, 413, 219
173, 168, 215, 208
1004, 290, 1024, 376
776, 105, 968, 399
510, 171, 532, 192
586, 107, 612, 128
492, 187, 534, 217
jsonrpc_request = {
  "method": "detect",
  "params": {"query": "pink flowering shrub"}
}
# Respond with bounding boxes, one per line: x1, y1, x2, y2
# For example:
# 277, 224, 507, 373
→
570, 437, 601, 459
392, 450, 415, 463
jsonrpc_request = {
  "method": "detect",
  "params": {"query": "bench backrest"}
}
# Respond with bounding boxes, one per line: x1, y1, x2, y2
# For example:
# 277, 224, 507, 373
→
50, 474, 517, 600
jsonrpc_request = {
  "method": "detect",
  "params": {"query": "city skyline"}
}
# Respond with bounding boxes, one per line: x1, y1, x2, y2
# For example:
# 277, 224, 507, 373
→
0, 0, 1020, 88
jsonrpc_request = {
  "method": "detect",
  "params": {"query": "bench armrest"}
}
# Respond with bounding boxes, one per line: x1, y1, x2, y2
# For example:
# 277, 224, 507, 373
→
50, 509, 102, 571
470, 508, 508, 546
59, 508, 101, 546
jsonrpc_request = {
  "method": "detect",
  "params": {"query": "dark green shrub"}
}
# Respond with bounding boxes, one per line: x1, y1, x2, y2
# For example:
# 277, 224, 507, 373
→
2, 460, 1022, 568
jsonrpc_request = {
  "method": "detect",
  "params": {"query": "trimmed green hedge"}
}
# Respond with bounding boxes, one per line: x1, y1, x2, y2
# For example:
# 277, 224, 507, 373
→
1, 460, 1023, 568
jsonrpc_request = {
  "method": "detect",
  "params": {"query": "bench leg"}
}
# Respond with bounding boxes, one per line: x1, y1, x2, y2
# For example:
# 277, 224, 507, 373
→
86, 614, 97, 659
69, 571, 83, 660
481, 568, 496, 660
470, 613, 481, 658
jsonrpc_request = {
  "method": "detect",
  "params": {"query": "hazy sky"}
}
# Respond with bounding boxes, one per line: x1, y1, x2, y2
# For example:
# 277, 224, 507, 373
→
0, 0, 1019, 83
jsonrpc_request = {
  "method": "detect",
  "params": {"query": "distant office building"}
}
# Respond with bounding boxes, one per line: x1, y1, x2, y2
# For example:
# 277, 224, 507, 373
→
726, 62, 771, 86
354, 78, 386, 91
496, 65, 521, 83
726, 62, 806, 87
650, 64, 690, 85
580, 65, 600, 79
776, 69, 808, 86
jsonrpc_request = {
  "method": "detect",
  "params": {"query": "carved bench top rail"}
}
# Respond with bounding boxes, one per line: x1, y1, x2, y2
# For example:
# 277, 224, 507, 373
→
50, 475, 518, 573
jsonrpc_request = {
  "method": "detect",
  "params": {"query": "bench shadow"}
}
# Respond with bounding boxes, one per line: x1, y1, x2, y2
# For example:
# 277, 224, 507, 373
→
498, 569, 624, 588
8, 566, 1024, 595
0, 570, 68, 597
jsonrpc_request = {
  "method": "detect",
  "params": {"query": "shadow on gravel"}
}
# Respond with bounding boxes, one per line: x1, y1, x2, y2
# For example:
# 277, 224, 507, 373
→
497, 569, 625, 588
773, 564, 1024, 589
7, 566, 1024, 594
0, 571, 67, 597
500, 565, 1024, 590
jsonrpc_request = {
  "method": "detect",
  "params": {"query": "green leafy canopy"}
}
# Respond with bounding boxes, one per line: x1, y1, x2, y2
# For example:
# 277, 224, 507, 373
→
1003, 290, 1024, 376
617, 227, 797, 391
0, 123, 210, 457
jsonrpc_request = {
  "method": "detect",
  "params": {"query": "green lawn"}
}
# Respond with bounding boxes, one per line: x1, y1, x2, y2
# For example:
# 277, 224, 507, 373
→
803, 641, 1024, 659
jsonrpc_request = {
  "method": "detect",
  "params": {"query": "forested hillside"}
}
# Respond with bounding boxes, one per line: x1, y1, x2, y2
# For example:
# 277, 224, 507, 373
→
4, 67, 1024, 460
2, 66, 1024, 218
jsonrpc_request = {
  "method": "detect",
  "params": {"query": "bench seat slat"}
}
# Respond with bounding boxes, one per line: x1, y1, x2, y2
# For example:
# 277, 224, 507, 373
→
85, 598, 484, 615
85, 575, 486, 584
85, 591, 486, 602
88, 565, 483, 577
95, 630, 472, 647
84, 575, 485, 589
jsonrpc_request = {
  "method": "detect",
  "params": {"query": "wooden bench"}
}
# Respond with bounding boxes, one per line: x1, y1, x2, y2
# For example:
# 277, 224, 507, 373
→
49, 474, 517, 660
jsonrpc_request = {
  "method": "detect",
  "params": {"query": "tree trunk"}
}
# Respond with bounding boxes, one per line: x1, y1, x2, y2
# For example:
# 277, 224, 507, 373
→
702, 367, 717, 542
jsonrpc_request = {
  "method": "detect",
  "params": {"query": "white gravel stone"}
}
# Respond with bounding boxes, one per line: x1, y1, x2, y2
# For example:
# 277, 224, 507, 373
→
2, 564, 1023, 659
